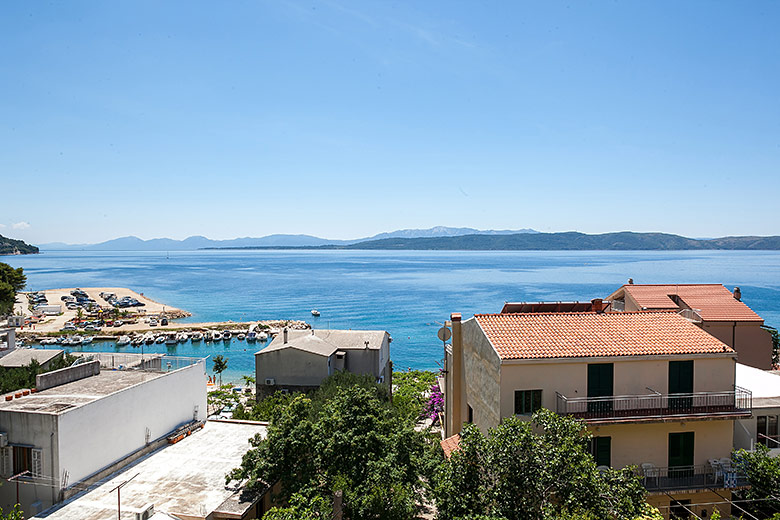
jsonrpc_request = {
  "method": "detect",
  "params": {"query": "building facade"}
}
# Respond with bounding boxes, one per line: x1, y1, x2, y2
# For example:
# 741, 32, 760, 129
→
444, 310, 751, 519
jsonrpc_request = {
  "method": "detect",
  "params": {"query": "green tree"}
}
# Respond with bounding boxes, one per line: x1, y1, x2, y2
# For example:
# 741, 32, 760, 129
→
0, 263, 26, 293
213, 355, 228, 386
227, 375, 430, 520
434, 409, 646, 520
262, 493, 331, 519
733, 445, 780, 518
0, 281, 14, 316
0, 504, 24, 520
392, 370, 438, 423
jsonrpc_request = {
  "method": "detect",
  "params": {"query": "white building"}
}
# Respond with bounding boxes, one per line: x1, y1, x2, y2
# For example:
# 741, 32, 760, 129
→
33, 420, 270, 520
255, 328, 392, 398
0, 354, 207, 517
734, 363, 780, 456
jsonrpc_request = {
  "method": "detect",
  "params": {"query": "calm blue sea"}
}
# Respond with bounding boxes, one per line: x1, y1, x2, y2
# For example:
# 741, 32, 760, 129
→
4, 250, 780, 383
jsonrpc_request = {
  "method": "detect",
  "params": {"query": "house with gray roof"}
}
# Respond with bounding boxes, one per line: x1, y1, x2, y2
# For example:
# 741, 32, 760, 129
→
255, 328, 391, 399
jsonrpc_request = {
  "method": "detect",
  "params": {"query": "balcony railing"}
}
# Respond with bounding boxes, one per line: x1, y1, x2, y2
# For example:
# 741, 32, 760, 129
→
638, 464, 748, 492
556, 387, 752, 423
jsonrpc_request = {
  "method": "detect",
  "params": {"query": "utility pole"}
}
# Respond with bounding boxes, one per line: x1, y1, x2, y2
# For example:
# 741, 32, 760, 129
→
110, 473, 138, 520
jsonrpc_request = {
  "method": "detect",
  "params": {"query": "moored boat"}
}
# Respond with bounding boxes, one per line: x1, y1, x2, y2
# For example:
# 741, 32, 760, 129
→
191, 332, 203, 342
246, 331, 257, 342
117, 335, 131, 346
311, 309, 320, 316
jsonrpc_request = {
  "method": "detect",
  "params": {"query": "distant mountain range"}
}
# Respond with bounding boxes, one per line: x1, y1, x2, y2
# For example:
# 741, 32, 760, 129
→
0, 235, 39, 255
37, 227, 539, 251
35, 229, 780, 252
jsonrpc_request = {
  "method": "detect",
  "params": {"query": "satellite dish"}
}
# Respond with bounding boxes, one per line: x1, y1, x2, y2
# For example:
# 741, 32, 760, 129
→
437, 326, 452, 342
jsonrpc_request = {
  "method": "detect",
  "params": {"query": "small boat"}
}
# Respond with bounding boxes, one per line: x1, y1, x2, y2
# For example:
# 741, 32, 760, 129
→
155, 335, 165, 344
165, 333, 177, 346
237, 333, 246, 341
191, 332, 203, 342
131, 336, 143, 346
311, 309, 320, 317
257, 331, 268, 341
212, 332, 222, 341
144, 333, 155, 345
222, 331, 231, 341
71, 335, 83, 346
117, 335, 131, 346
81, 337, 93, 345
177, 332, 188, 343
246, 331, 257, 343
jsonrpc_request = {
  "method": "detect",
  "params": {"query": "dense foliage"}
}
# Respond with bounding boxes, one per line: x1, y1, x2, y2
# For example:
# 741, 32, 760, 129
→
733, 445, 780, 518
227, 372, 433, 520
433, 410, 647, 520
392, 370, 438, 422
0, 353, 78, 394
0, 505, 23, 520
0, 235, 38, 255
0, 262, 26, 315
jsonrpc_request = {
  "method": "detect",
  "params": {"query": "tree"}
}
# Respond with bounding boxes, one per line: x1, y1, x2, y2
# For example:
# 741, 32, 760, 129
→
0, 263, 26, 293
0, 504, 23, 520
0, 281, 14, 316
434, 409, 647, 520
392, 370, 438, 423
227, 374, 431, 520
213, 355, 228, 386
733, 445, 780, 518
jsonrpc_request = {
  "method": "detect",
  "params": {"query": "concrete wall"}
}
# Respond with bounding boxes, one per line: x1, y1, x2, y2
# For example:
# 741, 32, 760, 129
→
702, 321, 773, 369
735, 405, 780, 453
256, 348, 330, 387
56, 361, 207, 484
594, 419, 733, 469
462, 319, 501, 433
0, 411, 60, 516
36, 361, 100, 391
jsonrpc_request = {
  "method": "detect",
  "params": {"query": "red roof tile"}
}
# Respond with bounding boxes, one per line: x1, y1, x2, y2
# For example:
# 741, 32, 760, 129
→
474, 311, 734, 360
440, 434, 461, 458
616, 284, 763, 322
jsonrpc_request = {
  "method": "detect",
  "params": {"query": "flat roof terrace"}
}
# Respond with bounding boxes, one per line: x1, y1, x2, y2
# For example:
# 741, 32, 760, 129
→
0, 370, 166, 414
35, 421, 268, 520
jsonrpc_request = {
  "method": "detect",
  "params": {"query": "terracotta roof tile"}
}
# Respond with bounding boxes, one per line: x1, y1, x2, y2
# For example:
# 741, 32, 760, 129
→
474, 311, 734, 361
440, 434, 461, 459
619, 284, 763, 322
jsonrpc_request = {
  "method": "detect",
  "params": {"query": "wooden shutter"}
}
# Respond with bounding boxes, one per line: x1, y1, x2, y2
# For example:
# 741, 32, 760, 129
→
32, 448, 42, 477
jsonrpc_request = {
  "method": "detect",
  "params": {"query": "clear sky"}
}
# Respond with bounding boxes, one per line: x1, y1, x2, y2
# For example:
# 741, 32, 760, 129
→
1, 1, 779, 244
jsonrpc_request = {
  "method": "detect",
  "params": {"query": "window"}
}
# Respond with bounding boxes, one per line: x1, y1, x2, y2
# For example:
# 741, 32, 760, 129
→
13, 446, 31, 476
589, 436, 611, 467
757, 415, 779, 447
467, 405, 473, 423
514, 390, 542, 415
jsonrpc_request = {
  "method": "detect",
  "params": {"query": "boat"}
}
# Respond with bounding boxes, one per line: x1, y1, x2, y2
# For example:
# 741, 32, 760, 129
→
222, 331, 231, 341
81, 337, 93, 345
177, 332, 188, 343
212, 332, 222, 341
165, 333, 178, 346
311, 309, 320, 316
246, 331, 257, 343
131, 336, 143, 346
144, 333, 155, 345
71, 335, 83, 346
117, 335, 131, 346
155, 335, 165, 344
237, 333, 246, 341
257, 331, 268, 341
191, 332, 203, 342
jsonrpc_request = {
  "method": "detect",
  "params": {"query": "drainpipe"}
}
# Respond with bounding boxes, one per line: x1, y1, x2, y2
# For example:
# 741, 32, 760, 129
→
450, 313, 463, 435
732, 321, 736, 349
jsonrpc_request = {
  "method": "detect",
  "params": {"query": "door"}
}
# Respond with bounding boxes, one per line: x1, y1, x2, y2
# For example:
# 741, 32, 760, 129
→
669, 360, 694, 411
590, 436, 611, 467
668, 432, 695, 480
587, 363, 614, 415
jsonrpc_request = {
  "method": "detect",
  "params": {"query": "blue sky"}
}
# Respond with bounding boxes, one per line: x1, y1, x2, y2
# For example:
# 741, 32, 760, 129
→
1, 1, 779, 244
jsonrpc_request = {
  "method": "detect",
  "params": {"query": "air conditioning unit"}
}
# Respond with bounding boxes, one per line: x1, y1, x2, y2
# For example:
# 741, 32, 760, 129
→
135, 503, 154, 520
265, 378, 275, 385
0, 433, 7, 448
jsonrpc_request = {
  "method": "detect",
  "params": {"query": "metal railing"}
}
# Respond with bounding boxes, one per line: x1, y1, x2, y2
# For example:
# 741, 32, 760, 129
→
638, 464, 748, 492
556, 386, 752, 422
76, 353, 204, 373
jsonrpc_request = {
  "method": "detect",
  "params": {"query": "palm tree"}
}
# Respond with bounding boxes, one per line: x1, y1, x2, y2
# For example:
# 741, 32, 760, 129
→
213, 355, 228, 387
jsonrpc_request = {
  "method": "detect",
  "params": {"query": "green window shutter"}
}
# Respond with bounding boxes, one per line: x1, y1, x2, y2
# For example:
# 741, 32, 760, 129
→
669, 360, 693, 394
668, 432, 695, 468
514, 390, 543, 415
591, 437, 611, 467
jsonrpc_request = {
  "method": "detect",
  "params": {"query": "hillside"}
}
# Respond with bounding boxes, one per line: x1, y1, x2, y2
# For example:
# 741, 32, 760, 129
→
341, 232, 780, 251
0, 235, 39, 255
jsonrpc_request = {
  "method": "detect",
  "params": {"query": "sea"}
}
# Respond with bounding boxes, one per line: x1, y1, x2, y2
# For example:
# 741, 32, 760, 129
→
4, 250, 780, 384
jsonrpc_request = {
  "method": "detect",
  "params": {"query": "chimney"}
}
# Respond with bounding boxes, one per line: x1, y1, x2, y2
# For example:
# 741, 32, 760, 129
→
591, 298, 604, 313
283, 328, 288, 343
733, 287, 742, 301
627, 278, 634, 285
449, 313, 463, 437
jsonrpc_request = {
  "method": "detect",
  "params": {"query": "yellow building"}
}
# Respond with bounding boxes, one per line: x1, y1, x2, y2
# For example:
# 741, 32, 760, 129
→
444, 310, 752, 519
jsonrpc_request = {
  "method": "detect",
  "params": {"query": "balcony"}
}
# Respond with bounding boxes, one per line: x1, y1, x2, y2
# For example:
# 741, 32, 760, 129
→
556, 387, 752, 424
638, 464, 748, 493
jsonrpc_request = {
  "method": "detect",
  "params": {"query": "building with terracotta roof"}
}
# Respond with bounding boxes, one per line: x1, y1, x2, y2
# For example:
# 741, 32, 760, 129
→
607, 284, 774, 369
443, 309, 751, 519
